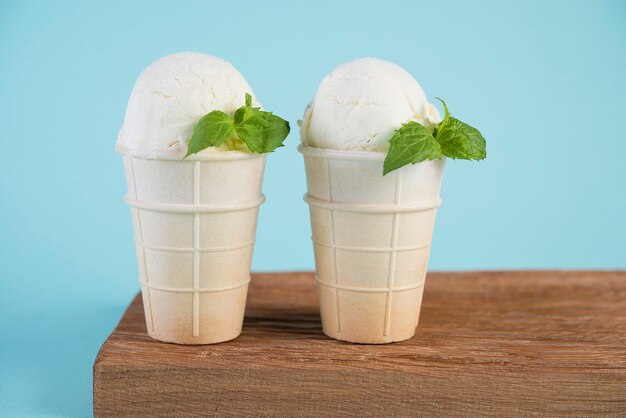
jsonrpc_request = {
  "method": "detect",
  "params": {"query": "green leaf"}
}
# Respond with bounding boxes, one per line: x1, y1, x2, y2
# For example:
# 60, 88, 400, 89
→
436, 117, 487, 160
233, 97, 290, 154
433, 98, 486, 160
185, 110, 234, 157
383, 122, 443, 175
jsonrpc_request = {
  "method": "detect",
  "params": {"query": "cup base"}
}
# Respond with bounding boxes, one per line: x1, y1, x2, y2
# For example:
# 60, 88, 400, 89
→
146, 327, 242, 345
321, 326, 416, 345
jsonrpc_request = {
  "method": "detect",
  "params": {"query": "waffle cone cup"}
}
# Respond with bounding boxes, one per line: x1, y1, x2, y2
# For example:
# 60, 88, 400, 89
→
300, 145, 444, 344
120, 151, 266, 344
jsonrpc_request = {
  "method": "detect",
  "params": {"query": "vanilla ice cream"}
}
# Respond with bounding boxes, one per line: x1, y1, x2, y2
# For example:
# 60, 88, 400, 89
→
300, 58, 441, 152
117, 52, 259, 159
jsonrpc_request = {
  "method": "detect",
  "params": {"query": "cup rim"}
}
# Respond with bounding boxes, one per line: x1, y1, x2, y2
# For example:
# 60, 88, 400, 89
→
298, 144, 387, 161
116, 143, 267, 161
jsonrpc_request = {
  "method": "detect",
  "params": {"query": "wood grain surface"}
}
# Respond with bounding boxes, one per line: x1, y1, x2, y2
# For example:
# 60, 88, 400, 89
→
93, 271, 626, 417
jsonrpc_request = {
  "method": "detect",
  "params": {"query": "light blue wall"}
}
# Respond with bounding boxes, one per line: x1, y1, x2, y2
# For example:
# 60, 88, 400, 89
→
1, 0, 624, 415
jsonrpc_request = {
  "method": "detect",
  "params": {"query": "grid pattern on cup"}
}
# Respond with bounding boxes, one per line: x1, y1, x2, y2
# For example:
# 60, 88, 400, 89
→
315, 277, 426, 294
129, 157, 155, 334
193, 161, 200, 336
318, 162, 432, 337
386, 170, 401, 336
326, 159, 341, 332
128, 158, 257, 339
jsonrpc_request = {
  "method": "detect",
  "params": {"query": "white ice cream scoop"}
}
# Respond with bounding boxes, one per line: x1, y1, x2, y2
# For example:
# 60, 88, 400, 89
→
117, 52, 259, 159
300, 57, 441, 152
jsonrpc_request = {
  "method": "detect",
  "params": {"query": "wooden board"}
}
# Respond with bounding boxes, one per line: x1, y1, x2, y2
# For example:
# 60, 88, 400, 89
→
93, 271, 626, 417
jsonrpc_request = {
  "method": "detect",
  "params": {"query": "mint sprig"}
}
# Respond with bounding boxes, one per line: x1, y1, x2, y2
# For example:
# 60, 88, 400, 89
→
185, 93, 290, 157
382, 98, 487, 175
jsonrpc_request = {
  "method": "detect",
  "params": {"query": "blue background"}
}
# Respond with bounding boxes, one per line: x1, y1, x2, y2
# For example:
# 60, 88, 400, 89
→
1, 0, 625, 415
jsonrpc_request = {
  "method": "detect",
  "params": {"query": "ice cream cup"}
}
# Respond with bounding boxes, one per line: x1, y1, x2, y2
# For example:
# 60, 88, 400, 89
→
299, 145, 445, 344
119, 150, 266, 344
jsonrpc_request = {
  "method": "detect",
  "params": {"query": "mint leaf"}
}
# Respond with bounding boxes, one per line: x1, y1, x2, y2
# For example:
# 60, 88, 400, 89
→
383, 122, 443, 175
434, 98, 486, 160
233, 94, 290, 153
185, 110, 234, 157
436, 118, 487, 160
